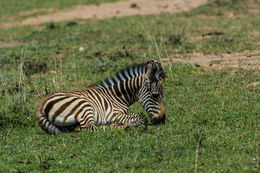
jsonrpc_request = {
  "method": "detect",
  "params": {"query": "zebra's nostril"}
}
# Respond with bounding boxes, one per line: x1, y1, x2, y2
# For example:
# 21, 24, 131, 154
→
161, 114, 165, 124
151, 114, 165, 125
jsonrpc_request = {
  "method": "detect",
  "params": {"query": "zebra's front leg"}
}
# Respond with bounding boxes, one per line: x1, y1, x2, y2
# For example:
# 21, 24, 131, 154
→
74, 117, 123, 132
111, 113, 144, 130
84, 113, 144, 131
75, 113, 123, 132
74, 113, 144, 132
125, 113, 144, 128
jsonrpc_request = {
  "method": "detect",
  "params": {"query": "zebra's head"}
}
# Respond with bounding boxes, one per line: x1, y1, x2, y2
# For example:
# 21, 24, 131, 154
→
139, 60, 166, 125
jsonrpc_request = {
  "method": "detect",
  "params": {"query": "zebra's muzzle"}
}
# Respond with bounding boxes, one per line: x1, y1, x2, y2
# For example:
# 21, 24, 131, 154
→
151, 113, 165, 125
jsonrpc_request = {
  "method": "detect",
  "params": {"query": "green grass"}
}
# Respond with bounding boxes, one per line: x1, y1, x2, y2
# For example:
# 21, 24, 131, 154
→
0, 0, 260, 172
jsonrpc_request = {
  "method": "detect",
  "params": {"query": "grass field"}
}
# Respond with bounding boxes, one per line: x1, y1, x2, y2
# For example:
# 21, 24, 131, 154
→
0, 0, 260, 172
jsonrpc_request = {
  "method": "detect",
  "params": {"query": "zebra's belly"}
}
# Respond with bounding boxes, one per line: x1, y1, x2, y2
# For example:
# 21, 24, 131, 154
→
52, 115, 77, 126
46, 96, 91, 127
48, 106, 79, 126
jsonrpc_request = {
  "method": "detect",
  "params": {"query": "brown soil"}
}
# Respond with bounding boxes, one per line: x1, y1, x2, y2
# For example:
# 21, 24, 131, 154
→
251, 31, 260, 36
188, 35, 203, 42
248, 81, 260, 86
0, 0, 208, 29
161, 50, 260, 70
18, 8, 59, 16
0, 41, 27, 48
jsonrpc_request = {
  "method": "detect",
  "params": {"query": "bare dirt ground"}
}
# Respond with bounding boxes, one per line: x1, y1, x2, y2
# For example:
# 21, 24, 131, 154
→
0, 41, 28, 48
160, 50, 260, 70
0, 0, 259, 72
0, 0, 208, 28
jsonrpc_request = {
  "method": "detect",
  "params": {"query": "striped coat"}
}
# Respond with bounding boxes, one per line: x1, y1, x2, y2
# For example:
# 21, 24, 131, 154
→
36, 60, 165, 134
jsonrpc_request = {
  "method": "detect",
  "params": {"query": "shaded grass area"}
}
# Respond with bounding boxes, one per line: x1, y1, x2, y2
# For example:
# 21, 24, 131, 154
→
0, 0, 260, 172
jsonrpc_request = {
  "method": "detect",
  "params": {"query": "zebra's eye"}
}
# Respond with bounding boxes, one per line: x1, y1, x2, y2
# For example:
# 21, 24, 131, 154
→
151, 93, 159, 99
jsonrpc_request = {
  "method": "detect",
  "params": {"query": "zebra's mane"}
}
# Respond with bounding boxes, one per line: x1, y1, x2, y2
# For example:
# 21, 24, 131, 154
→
92, 62, 148, 88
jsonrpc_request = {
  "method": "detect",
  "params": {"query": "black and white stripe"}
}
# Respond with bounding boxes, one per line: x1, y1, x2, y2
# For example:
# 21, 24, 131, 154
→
36, 60, 165, 134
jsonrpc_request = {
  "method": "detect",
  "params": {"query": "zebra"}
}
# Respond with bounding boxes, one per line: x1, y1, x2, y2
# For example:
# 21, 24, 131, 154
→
36, 60, 166, 135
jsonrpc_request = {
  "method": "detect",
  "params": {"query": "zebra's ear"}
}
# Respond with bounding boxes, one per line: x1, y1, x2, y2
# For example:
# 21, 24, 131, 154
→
156, 71, 164, 82
146, 60, 155, 78
147, 61, 159, 77
146, 60, 155, 65
155, 62, 166, 81
147, 60, 164, 84
158, 77, 164, 84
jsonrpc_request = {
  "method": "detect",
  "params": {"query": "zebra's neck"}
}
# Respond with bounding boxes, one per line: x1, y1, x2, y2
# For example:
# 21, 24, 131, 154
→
94, 63, 148, 106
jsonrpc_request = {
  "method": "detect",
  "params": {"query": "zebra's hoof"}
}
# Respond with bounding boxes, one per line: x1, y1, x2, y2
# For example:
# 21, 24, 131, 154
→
74, 127, 81, 132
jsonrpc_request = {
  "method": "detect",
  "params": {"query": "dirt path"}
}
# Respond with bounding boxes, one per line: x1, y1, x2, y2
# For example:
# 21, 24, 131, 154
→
161, 51, 260, 70
0, 41, 25, 48
0, 0, 208, 28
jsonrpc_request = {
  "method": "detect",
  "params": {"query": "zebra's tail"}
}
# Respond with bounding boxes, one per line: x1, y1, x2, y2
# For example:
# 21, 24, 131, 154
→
36, 102, 62, 135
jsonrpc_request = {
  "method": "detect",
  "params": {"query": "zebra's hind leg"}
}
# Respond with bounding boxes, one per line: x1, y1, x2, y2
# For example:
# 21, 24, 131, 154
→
75, 114, 99, 132
73, 124, 99, 132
